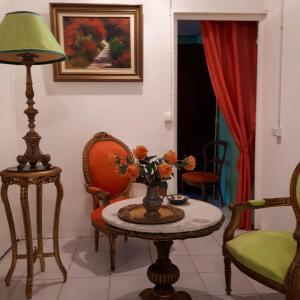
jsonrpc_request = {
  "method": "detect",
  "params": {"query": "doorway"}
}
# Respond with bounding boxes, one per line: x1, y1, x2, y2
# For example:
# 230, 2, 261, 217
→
176, 20, 239, 206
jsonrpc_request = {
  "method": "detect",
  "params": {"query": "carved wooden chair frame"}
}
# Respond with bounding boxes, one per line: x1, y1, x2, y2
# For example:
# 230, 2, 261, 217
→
223, 162, 300, 299
82, 132, 134, 270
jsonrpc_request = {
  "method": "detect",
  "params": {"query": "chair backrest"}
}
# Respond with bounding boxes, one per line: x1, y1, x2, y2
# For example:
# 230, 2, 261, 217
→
203, 140, 228, 177
83, 132, 134, 197
290, 162, 300, 226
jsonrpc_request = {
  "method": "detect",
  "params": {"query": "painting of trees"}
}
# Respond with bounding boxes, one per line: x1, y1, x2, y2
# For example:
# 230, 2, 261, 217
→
63, 16, 131, 69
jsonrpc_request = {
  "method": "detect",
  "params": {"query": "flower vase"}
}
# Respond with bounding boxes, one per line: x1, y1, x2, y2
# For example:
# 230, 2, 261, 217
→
143, 185, 163, 219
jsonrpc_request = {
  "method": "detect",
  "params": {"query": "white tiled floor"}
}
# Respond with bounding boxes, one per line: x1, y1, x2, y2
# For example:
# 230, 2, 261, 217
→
0, 211, 285, 300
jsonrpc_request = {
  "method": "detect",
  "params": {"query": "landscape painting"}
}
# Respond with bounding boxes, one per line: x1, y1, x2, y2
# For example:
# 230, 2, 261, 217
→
50, 4, 143, 81
63, 16, 131, 70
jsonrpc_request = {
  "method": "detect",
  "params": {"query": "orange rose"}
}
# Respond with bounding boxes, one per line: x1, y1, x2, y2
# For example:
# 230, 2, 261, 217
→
164, 150, 177, 165
183, 156, 196, 171
158, 163, 173, 178
133, 145, 148, 160
126, 164, 140, 179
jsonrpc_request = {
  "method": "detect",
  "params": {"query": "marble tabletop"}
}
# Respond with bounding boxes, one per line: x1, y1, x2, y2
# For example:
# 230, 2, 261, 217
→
102, 197, 223, 234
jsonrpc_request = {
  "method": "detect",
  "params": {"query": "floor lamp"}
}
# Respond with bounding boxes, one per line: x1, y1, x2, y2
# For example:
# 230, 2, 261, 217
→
0, 11, 66, 171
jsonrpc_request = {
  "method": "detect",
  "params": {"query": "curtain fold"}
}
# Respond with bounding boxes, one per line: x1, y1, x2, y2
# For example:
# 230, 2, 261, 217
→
200, 21, 257, 229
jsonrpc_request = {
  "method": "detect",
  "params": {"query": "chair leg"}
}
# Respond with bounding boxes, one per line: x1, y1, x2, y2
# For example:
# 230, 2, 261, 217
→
109, 233, 117, 271
94, 230, 99, 252
286, 288, 300, 300
217, 184, 224, 207
124, 235, 128, 242
224, 256, 232, 295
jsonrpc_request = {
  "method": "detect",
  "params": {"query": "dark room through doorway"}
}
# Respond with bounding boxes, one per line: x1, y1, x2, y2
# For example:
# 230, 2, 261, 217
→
177, 20, 239, 207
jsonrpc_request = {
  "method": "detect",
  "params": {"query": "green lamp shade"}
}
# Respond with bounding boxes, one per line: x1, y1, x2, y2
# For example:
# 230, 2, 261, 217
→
0, 11, 66, 65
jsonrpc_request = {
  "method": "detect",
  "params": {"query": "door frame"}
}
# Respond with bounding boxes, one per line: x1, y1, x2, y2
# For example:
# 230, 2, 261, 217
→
171, 2, 284, 227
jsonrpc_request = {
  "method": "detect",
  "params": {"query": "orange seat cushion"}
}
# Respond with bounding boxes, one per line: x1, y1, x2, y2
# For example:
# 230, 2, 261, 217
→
88, 140, 131, 196
182, 171, 219, 185
91, 197, 125, 229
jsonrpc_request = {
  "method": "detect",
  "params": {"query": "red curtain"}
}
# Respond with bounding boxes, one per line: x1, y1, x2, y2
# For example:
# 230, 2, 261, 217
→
200, 21, 257, 230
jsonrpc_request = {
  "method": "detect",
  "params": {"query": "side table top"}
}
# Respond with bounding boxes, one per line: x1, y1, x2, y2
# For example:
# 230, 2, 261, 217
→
0, 166, 62, 178
103, 198, 223, 234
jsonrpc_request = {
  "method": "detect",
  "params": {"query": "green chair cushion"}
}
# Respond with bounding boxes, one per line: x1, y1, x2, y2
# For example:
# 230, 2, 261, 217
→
226, 231, 296, 284
248, 199, 265, 207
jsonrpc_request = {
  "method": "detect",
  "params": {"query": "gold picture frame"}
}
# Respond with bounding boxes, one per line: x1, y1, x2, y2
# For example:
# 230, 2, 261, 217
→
50, 3, 143, 81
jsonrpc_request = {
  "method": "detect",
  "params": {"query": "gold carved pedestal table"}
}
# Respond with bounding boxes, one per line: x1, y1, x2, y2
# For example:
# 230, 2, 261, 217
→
0, 166, 67, 299
103, 198, 224, 300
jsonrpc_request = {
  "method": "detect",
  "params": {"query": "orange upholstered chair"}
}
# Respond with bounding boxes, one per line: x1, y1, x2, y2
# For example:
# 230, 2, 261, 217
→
182, 140, 228, 207
83, 132, 134, 271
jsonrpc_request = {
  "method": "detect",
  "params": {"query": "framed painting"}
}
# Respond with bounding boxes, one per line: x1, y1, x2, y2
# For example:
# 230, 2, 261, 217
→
50, 3, 143, 81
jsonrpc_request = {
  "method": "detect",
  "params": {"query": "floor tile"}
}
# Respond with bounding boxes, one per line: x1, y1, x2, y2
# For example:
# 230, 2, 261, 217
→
112, 238, 151, 276
259, 294, 285, 299
109, 274, 152, 300
184, 236, 222, 255
45, 237, 80, 249
112, 252, 151, 276
192, 297, 216, 300
174, 272, 209, 298
210, 295, 261, 299
58, 277, 110, 300
0, 261, 26, 280
0, 280, 20, 300
247, 276, 279, 294
150, 240, 188, 258
79, 236, 107, 246
42, 245, 77, 264
27, 261, 71, 281
191, 254, 224, 273
200, 271, 257, 295
212, 229, 224, 245
68, 245, 110, 278
170, 255, 197, 273
8, 279, 63, 300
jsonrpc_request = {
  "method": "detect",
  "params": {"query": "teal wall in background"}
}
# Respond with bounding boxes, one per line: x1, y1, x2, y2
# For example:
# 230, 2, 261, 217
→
218, 111, 239, 205
178, 35, 202, 45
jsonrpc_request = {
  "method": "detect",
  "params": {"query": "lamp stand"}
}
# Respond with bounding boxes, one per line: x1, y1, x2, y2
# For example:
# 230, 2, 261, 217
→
16, 53, 51, 171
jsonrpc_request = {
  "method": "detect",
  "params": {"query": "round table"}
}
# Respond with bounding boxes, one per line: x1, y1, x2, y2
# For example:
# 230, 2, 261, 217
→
103, 198, 224, 300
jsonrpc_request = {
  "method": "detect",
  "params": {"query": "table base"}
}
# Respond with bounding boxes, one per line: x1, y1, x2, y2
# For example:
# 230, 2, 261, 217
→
141, 240, 192, 300
140, 288, 192, 300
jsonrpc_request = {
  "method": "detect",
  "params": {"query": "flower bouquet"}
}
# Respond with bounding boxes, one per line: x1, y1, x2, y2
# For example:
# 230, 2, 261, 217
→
110, 145, 196, 219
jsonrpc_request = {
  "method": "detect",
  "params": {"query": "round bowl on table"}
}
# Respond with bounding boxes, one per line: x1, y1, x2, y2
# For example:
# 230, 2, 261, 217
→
166, 194, 189, 205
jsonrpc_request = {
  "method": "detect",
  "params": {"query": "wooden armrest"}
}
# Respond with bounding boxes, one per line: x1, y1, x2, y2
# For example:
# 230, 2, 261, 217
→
229, 197, 291, 212
223, 197, 291, 252
84, 184, 111, 207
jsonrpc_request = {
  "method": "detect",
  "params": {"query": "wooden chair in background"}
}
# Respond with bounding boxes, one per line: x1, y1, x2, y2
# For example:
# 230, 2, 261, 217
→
182, 140, 228, 207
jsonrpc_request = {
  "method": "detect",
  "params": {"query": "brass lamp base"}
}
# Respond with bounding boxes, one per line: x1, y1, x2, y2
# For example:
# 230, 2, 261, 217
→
16, 53, 51, 171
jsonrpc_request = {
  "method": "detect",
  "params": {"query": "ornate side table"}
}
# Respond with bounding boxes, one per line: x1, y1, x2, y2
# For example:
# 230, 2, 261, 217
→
103, 198, 224, 300
0, 167, 67, 299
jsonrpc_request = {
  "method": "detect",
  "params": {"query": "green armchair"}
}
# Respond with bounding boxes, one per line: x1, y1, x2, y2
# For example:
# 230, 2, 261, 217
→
223, 162, 300, 299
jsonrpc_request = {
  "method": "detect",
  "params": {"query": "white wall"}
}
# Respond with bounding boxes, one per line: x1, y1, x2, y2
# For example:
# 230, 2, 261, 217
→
2, 0, 299, 239
0, 0, 18, 256
10, 0, 172, 237
255, 0, 300, 230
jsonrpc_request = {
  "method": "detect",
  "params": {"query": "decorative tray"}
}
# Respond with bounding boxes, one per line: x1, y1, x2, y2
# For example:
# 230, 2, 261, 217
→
118, 204, 185, 225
